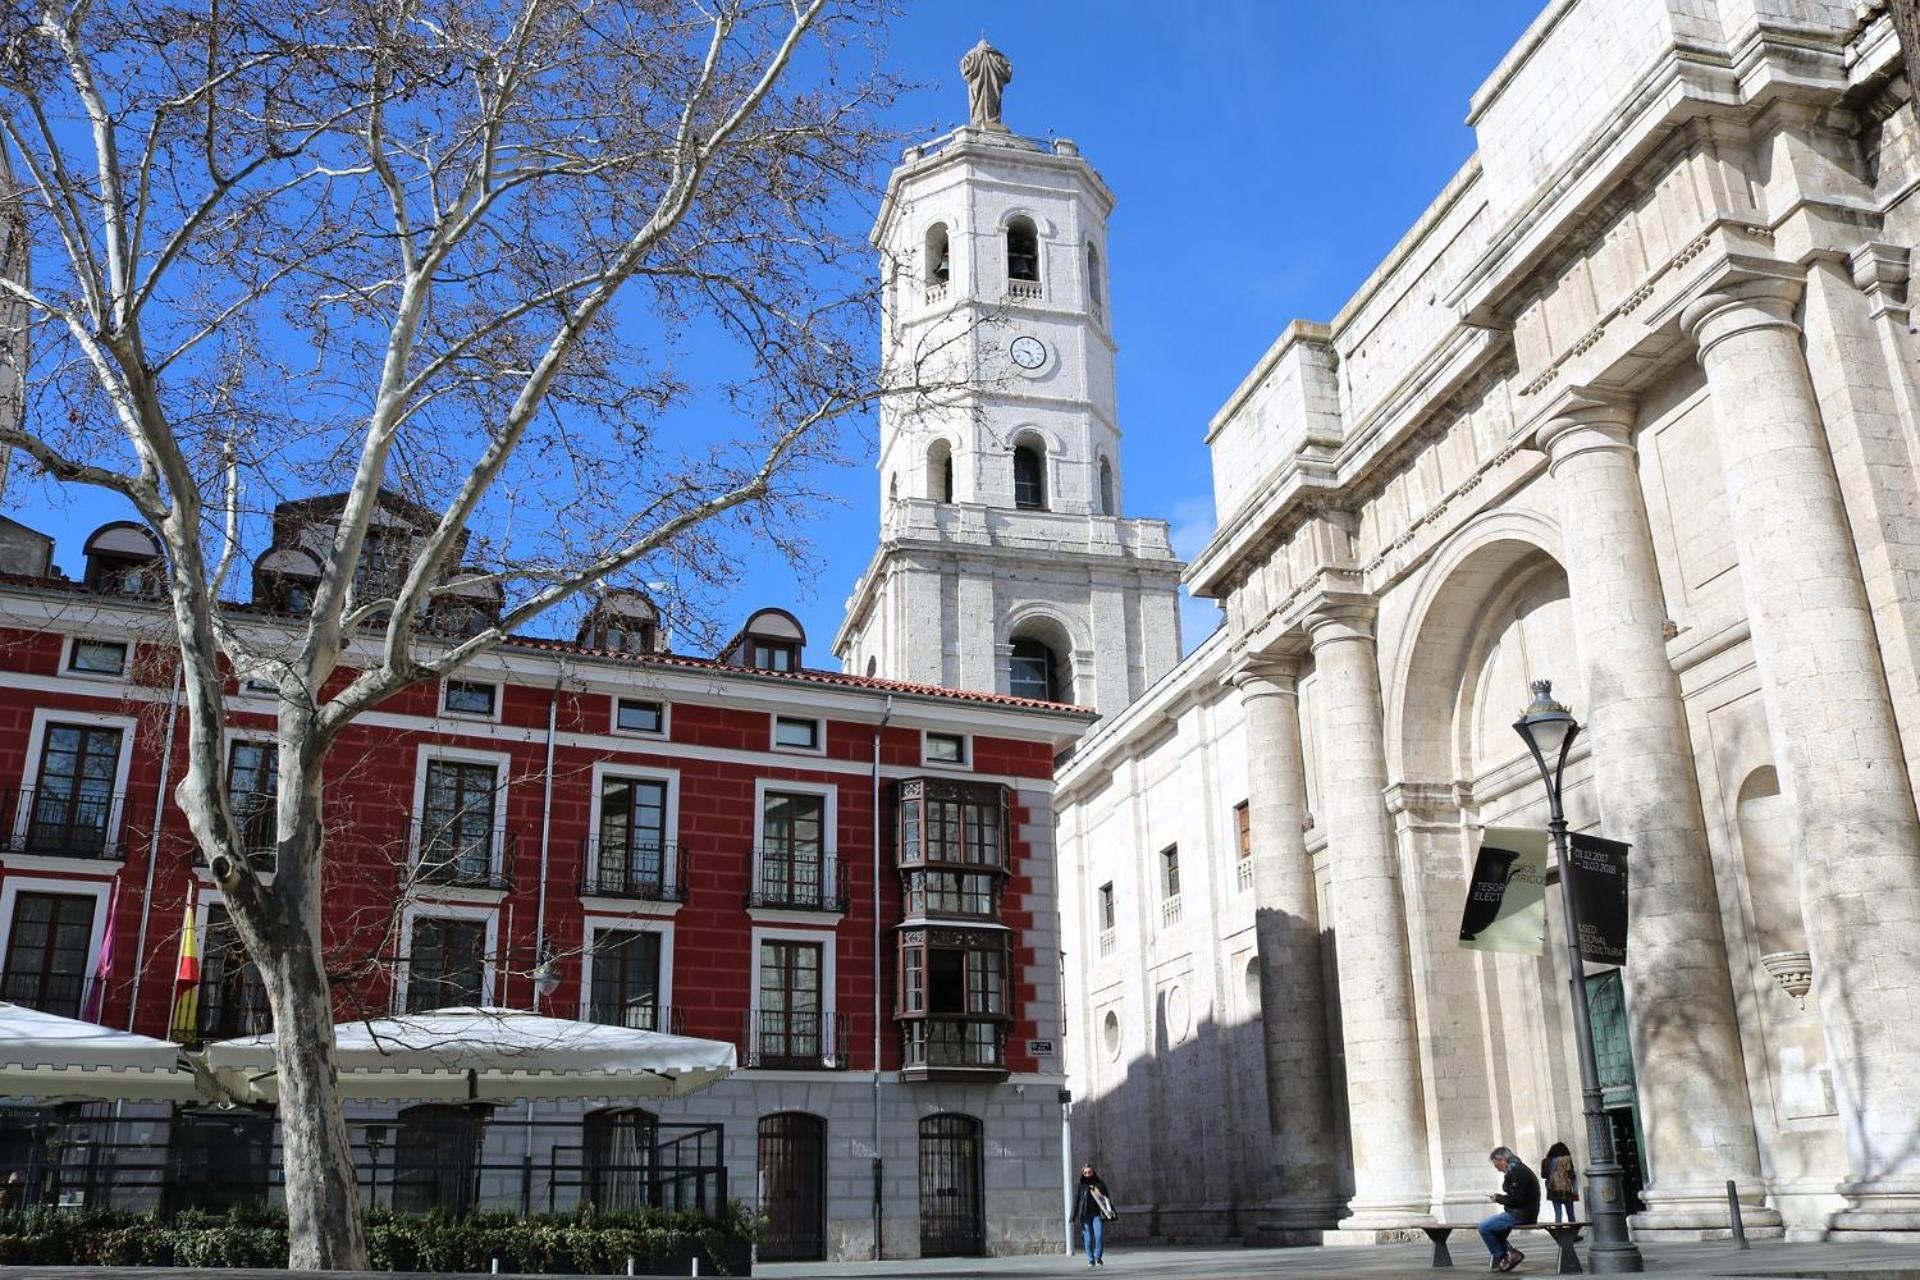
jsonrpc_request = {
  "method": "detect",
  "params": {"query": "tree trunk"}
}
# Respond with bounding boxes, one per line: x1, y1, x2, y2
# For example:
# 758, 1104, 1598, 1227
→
267, 927, 367, 1270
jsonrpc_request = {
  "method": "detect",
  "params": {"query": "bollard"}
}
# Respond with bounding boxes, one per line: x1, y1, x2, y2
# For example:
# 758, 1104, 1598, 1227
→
692, 1260, 701, 1276
626, 1257, 635, 1277
490, 1260, 500, 1275
1727, 1180, 1749, 1250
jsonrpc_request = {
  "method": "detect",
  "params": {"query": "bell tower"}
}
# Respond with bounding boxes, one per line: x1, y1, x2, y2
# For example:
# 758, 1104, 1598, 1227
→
833, 41, 1183, 715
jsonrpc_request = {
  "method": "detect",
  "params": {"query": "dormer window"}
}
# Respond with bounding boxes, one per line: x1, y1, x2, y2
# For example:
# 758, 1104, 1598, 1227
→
725, 607, 807, 672
579, 589, 663, 655
81, 522, 164, 597
1006, 217, 1039, 283
751, 639, 798, 672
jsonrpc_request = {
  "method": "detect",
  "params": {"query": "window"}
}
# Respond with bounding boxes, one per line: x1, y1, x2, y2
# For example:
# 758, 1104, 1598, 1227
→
589, 929, 663, 1030
199, 905, 269, 1040
1097, 883, 1115, 932
757, 791, 831, 909
913, 783, 1002, 869
896, 927, 1010, 1072
1012, 443, 1045, 510
1008, 637, 1058, 702
925, 732, 966, 765
1235, 800, 1254, 892
1, 892, 97, 1017
226, 741, 280, 857
749, 639, 799, 672
27, 724, 123, 857
1160, 844, 1181, 899
594, 776, 668, 897
925, 223, 951, 286
442, 679, 497, 718
1098, 457, 1115, 516
67, 638, 128, 677
393, 1104, 484, 1215
928, 439, 954, 503
615, 698, 664, 735
351, 528, 404, 605
904, 870, 998, 918
419, 760, 499, 885
773, 716, 821, 751
584, 1108, 659, 1211
1087, 241, 1103, 312
755, 939, 824, 1067
1006, 217, 1039, 283
406, 916, 488, 1012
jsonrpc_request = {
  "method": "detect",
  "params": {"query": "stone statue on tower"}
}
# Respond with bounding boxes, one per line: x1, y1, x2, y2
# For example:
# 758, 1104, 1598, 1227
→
960, 39, 1012, 129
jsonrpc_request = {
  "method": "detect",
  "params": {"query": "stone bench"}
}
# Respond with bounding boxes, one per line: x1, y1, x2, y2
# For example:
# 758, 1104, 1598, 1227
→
1416, 1221, 1587, 1274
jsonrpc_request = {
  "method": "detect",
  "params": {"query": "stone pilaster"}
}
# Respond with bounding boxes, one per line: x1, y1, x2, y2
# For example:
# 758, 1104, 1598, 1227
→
1536, 392, 1778, 1233
1230, 653, 1346, 1238
1682, 278, 1920, 1230
1306, 600, 1433, 1227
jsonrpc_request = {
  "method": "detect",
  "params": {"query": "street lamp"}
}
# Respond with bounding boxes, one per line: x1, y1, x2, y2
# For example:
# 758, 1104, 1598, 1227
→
1513, 679, 1645, 1274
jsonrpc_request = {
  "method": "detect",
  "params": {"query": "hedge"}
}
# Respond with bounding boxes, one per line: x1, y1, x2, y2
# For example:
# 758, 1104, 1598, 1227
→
0, 1203, 757, 1274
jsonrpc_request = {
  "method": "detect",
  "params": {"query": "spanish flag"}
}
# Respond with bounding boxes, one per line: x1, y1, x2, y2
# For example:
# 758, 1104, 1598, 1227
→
169, 893, 201, 1043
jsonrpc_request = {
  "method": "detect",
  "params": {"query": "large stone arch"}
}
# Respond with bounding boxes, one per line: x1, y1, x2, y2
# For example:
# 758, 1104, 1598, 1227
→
1383, 508, 1566, 784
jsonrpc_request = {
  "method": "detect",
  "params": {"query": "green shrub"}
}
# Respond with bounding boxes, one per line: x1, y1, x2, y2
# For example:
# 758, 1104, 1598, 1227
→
0, 1203, 756, 1274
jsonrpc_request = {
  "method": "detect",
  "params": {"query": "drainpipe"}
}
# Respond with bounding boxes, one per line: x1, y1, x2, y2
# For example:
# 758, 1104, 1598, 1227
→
127, 671, 183, 1032
533, 676, 561, 1011
870, 694, 894, 1261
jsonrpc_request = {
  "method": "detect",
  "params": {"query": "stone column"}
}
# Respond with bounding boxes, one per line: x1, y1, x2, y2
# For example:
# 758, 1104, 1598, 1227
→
1306, 602, 1432, 1227
1231, 656, 1346, 1238
1537, 395, 1778, 1233
1682, 278, 1920, 1229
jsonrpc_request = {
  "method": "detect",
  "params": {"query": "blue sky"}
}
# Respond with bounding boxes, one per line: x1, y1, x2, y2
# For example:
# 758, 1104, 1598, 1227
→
6, 2, 1545, 663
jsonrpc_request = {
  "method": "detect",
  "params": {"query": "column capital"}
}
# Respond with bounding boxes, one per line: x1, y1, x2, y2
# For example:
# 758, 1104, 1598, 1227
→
1679, 275, 1804, 361
1302, 591, 1377, 650
1534, 386, 1638, 471
1227, 645, 1305, 697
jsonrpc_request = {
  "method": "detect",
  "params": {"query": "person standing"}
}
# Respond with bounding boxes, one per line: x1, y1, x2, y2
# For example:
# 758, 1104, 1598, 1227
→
1071, 1162, 1114, 1267
1480, 1145, 1541, 1271
1540, 1142, 1578, 1224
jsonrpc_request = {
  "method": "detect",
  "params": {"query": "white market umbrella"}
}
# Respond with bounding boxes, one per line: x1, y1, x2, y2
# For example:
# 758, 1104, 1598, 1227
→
0, 1001, 207, 1102
203, 1006, 737, 1104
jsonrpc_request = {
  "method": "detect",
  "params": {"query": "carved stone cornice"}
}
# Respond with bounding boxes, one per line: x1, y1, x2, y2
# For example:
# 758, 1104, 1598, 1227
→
1849, 241, 1911, 323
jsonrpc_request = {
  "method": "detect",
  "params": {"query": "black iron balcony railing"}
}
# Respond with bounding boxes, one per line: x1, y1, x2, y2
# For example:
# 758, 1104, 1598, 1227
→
572, 999, 683, 1035
578, 839, 686, 902
746, 850, 848, 912
412, 829, 515, 891
190, 792, 278, 872
0, 788, 126, 860
742, 1008, 850, 1070
901, 1016, 1007, 1073
0, 971, 100, 1021
400, 972, 489, 1014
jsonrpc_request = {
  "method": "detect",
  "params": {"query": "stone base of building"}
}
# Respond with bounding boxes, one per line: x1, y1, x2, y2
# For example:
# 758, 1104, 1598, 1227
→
1632, 1180, 1785, 1241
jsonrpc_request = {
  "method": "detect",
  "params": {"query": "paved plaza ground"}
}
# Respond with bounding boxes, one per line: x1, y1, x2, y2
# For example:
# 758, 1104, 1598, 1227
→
8, 1237, 1919, 1279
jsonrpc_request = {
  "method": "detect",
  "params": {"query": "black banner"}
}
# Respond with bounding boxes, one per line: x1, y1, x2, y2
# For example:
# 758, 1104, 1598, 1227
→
1566, 833, 1630, 965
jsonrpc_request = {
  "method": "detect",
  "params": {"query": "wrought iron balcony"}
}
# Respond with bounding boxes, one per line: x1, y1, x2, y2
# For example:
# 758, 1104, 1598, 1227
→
742, 1008, 850, 1070
572, 999, 683, 1035
411, 829, 515, 891
0, 971, 100, 1022
578, 839, 686, 902
196, 978, 273, 1043
0, 788, 126, 860
746, 851, 847, 913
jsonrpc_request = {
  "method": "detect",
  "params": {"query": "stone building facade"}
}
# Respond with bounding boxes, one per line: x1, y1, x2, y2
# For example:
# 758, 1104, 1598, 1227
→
833, 111, 1184, 716
1054, 0, 1920, 1246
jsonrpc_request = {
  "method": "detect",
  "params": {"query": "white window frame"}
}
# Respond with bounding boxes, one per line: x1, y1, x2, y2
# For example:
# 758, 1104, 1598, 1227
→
769, 712, 825, 756
396, 901, 499, 1011
584, 762, 681, 896
610, 696, 670, 740
60, 635, 130, 682
747, 924, 839, 1037
580, 914, 676, 1023
410, 745, 513, 882
0, 875, 111, 1008
14, 709, 139, 859
750, 778, 841, 923
921, 729, 970, 769
440, 677, 502, 723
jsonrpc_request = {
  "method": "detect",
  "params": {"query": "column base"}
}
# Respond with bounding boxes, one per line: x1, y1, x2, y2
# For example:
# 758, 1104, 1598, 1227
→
1323, 1195, 1433, 1246
1245, 1195, 1347, 1245
1631, 1179, 1784, 1239
1832, 1177, 1920, 1233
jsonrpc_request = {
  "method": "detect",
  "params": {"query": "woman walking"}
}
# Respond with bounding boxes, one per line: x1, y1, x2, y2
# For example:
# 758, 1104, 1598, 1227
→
1071, 1162, 1114, 1266
1541, 1142, 1579, 1224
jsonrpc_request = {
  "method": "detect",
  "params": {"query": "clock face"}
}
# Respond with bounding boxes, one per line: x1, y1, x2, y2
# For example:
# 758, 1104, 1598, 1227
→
1009, 336, 1047, 370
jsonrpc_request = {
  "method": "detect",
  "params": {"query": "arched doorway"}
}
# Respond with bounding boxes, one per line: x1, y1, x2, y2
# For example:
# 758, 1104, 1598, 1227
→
757, 1112, 826, 1261
918, 1113, 984, 1257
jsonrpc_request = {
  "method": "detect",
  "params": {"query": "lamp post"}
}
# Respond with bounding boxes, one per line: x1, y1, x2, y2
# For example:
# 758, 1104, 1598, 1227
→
1512, 679, 1644, 1274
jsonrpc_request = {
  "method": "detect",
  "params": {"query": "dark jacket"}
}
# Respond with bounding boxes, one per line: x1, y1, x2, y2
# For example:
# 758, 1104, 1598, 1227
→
1071, 1177, 1110, 1226
1497, 1159, 1541, 1222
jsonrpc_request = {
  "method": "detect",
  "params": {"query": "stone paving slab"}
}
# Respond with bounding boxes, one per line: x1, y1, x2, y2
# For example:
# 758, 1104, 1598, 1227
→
1, 1240, 1917, 1280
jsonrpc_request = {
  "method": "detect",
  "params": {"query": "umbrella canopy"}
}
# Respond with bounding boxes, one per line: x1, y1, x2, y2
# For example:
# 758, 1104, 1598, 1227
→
203, 1006, 737, 1104
0, 1001, 206, 1102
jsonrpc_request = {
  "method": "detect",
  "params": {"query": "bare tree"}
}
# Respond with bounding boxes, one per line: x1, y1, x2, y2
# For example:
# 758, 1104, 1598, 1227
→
0, 0, 914, 1265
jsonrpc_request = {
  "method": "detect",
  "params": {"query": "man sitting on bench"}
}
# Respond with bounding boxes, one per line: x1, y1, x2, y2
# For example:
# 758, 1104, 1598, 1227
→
1481, 1145, 1541, 1271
